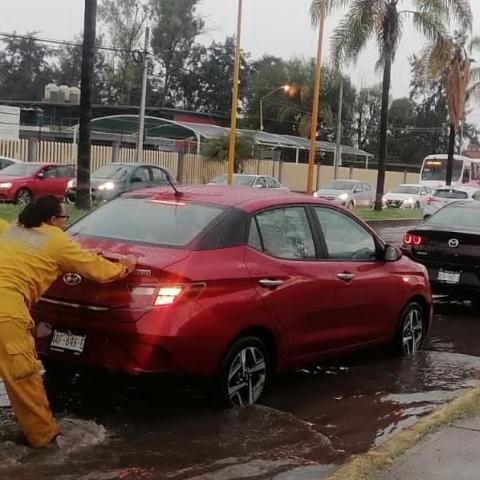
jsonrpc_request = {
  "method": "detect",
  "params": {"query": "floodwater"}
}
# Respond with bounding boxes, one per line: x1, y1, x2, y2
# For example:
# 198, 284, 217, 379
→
2, 303, 480, 480
2, 221, 480, 479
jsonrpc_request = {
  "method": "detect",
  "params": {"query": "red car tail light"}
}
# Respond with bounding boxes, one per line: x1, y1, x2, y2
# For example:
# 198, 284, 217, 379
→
403, 234, 424, 246
133, 283, 206, 306
427, 196, 439, 205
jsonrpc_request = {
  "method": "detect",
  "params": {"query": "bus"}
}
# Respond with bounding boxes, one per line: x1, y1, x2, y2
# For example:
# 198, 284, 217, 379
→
420, 154, 480, 187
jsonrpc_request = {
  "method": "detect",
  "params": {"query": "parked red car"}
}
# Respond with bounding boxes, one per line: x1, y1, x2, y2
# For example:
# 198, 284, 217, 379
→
33, 186, 432, 406
0, 162, 75, 204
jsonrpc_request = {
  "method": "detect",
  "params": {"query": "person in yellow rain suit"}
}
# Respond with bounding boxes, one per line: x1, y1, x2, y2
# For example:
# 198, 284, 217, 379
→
0, 196, 136, 448
0, 217, 9, 233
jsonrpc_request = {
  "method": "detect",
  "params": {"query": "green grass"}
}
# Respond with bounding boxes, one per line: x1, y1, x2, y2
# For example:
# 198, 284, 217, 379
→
354, 208, 423, 221
0, 204, 87, 224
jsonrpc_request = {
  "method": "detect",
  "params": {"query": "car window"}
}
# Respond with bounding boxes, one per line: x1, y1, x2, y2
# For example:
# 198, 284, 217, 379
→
314, 207, 377, 261
55, 166, 75, 177
472, 191, 480, 201
248, 217, 263, 251
131, 166, 151, 183
151, 167, 168, 182
255, 177, 267, 188
253, 207, 316, 260
42, 166, 58, 178
434, 189, 469, 199
68, 198, 225, 247
363, 183, 372, 191
420, 187, 429, 195
353, 183, 363, 193
266, 177, 277, 188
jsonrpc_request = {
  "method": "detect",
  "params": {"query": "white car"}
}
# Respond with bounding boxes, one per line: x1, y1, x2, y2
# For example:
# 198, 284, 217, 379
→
423, 186, 480, 218
383, 184, 433, 210
208, 174, 289, 191
0, 156, 19, 171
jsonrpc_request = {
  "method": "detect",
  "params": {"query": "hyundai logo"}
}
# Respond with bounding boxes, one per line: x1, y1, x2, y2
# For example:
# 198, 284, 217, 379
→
448, 239, 460, 248
63, 273, 82, 286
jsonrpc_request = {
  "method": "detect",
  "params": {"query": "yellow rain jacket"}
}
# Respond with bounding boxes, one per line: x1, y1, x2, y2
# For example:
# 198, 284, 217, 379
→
0, 223, 129, 448
0, 217, 9, 234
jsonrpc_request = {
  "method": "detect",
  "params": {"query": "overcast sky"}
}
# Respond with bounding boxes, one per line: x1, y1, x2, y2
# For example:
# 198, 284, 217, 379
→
2, 0, 479, 122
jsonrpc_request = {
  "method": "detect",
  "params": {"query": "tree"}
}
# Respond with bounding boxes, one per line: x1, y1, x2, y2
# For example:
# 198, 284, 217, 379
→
0, 33, 54, 100
413, 31, 479, 184
179, 37, 252, 114
202, 133, 255, 173
149, 0, 204, 107
98, 0, 148, 104
354, 85, 382, 153
311, 0, 472, 209
53, 35, 109, 103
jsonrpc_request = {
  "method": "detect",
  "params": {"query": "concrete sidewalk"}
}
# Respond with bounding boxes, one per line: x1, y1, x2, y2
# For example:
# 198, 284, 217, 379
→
372, 413, 480, 480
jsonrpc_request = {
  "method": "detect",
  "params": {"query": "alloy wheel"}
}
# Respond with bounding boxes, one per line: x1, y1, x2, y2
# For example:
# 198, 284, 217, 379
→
227, 346, 267, 406
401, 308, 423, 355
16, 189, 32, 205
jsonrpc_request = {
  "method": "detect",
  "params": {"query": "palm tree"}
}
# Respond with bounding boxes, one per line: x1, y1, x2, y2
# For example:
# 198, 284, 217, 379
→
413, 32, 479, 185
311, 0, 472, 209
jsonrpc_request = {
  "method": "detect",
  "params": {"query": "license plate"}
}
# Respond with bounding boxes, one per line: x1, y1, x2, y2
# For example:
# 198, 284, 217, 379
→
438, 270, 461, 284
50, 330, 86, 354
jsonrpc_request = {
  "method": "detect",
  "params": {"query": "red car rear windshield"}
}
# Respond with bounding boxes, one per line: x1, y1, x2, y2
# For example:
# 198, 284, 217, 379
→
69, 197, 225, 247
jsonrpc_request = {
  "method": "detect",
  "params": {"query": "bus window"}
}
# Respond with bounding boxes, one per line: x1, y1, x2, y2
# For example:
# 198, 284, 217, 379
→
462, 167, 471, 183
472, 163, 480, 181
421, 158, 463, 182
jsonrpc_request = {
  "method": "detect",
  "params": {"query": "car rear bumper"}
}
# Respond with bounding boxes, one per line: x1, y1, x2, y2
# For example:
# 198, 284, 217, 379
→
33, 304, 225, 378
426, 266, 480, 298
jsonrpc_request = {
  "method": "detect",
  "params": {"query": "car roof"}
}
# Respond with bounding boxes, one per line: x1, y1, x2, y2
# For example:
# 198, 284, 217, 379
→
125, 185, 329, 213
0, 156, 19, 162
398, 184, 420, 187
435, 186, 480, 192
104, 162, 168, 168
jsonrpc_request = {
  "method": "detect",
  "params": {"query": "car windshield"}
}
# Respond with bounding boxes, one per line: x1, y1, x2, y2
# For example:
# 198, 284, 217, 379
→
422, 158, 463, 182
426, 205, 480, 230
391, 186, 419, 194
211, 175, 255, 187
93, 165, 131, 180
434, 189, 469, 199
68, 197, 225, 247
325, 181, 355, 191
0, 163, 39, 177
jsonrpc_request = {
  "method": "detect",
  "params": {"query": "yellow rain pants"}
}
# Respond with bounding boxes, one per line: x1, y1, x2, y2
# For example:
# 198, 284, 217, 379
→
0, 223, 128, 447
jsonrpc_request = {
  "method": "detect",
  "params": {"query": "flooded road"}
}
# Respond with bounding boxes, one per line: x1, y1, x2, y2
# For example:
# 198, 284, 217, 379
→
2, 220, 480, 480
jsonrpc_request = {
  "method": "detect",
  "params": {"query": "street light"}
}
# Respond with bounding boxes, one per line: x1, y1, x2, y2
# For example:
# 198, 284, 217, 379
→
306, 0, 327, 195
227, 0, 243, 186
260, 85, 291, 131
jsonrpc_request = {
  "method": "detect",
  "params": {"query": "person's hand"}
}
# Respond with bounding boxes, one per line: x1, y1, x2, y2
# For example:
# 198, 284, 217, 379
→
120, 254, 137, 275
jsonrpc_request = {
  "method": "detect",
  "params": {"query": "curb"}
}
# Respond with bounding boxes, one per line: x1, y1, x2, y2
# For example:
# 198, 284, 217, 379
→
323, 382, 480, 480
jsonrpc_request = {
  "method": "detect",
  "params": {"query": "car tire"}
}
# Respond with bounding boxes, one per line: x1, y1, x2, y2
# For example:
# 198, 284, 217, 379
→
15, 188, 33, 205
213, 336, 271, 408
394, 302, 425, 356
347, 201, 355, 210
414, 202, 420, 210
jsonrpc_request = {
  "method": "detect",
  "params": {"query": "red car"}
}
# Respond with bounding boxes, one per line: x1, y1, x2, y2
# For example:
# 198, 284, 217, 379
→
0, 162, 75, 204
33, 186, 432, 406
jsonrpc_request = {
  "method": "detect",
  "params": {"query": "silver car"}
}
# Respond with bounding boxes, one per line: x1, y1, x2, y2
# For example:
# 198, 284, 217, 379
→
313, 179, 375, 209
423, 186, 480, 218
208, 174, 289, 191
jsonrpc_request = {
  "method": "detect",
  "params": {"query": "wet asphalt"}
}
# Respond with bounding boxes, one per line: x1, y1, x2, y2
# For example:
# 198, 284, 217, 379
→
1, 223, 480, 480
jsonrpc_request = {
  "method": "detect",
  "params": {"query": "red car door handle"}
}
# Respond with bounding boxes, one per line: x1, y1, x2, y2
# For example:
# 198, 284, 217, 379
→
337, 272, 355, 282
258, 279, 284, 289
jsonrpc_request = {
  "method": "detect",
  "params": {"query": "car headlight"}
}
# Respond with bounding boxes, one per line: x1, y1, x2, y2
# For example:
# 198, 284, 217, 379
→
98, 182, 115, 191
67, 180, 75, 189
0, 182, 12, 189
313, 192, 319, 198
405, 197, 414, 204
338, 193, 348, 201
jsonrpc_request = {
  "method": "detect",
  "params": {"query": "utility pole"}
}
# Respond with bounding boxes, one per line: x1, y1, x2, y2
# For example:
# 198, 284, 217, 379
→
76, 0, 97, 210
306, 0, 326, 195
136, 27, 150, 163
227, 0, 243, 185
333, 76, 343, 180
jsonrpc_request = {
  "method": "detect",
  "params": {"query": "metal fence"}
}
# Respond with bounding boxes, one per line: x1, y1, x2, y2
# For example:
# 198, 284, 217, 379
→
0, 139, 419, 192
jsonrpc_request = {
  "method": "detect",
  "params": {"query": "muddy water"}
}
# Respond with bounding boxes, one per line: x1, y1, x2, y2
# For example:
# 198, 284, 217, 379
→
1, 341, 480, 480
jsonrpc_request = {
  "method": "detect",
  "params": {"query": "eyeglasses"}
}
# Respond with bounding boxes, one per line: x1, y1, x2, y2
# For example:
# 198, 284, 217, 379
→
56, 215, 70, 221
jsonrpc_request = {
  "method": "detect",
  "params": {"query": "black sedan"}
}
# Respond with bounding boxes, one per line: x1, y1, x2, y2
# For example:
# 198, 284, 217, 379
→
403, 201, 480, 303
65, 163, 172, 203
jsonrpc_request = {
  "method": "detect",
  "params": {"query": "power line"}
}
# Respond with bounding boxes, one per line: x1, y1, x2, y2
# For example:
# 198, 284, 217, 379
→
0, 32, 140, 55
